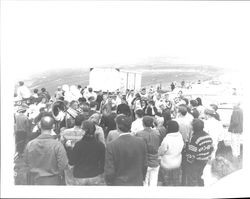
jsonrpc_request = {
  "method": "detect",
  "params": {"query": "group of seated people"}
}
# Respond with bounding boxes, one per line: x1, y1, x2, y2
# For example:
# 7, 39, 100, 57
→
14, 81, 243, 186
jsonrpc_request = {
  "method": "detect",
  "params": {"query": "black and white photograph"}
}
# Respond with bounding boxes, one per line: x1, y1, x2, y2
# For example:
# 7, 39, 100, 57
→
1, 0, 250, 198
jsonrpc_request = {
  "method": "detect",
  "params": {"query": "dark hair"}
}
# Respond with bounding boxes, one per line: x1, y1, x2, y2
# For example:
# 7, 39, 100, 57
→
70, 100, 78, 107
192, 118, 204, 133
111, 105, 117, 111
190, 99, 198, 107
33, 88, 38, 93
163, 110, 172, 128
41, 88, 46, 92
75, 114, 86, 126
90, 101, 98, 108
77, 85, 82, 89
88, 87, 93, 92
115, 115, 132, 133
117, 103, 131, 117
78, 97, 87, 103
183, 98, 189, 105
143, 116, 154, 128
178, 105, 187, 116
167, 120, 179, 133
135, 109, 144, 118
40, 116, 54, 130
196, 97, 202, 106
19, 81, 24, 86
81, 120, 96, 138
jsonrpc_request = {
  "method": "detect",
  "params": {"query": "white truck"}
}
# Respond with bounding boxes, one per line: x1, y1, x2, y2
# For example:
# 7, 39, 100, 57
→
89, 67, 142, 93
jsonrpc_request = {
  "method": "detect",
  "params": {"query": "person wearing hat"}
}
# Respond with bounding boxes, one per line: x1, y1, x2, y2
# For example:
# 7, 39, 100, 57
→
15, 105, 30, 158
203, 107, 225, 159
24, 116, 68, 185
184, 119, 213, 186
158, 120, 184, 186
136, 116, 161, 186
104, 115, 147, 186
68, 120, 105, 185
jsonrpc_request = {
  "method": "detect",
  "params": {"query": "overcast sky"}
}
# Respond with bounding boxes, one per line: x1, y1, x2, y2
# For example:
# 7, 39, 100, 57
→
2, 1, 250, 80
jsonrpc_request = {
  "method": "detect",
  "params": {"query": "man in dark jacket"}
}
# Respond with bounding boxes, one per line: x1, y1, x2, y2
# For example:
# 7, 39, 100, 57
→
184, 119, 213, 186
104, 115, 147, 186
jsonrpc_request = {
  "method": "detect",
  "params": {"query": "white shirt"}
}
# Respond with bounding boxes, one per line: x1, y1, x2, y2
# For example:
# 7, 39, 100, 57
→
131, 118, 144, 135
17, 85, 31, 99
158, 132, 184, 169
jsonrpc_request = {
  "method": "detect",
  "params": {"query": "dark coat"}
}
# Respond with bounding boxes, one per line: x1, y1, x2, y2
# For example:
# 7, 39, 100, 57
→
68, 137, 105, 178
104, 134, 147, 186
228, 106, 243, 134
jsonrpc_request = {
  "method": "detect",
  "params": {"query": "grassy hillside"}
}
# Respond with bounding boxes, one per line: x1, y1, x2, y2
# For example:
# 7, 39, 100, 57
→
25, 65, 223, 95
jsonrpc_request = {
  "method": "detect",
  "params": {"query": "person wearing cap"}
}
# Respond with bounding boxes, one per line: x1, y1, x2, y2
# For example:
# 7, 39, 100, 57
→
203, 107, 225, 159
104, 115, 147, 186
24, 116, 68, 185
136, 116, 161, 186
184, 119, 213, 186
15, 106, 30, 158
68, 120, 105, 185
158, 120, 184, 186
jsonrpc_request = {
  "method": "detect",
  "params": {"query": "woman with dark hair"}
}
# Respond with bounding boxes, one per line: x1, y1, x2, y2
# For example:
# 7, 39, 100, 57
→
68, 120, 105, 185
158, 120, 184, 186
196, 97, 206, 119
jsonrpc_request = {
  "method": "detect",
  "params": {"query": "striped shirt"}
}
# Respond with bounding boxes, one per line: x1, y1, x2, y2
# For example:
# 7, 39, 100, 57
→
186, 131, 213, 163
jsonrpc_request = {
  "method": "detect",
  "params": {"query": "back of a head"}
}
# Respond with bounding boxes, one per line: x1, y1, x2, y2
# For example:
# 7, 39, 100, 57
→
196, 97, 202, 106
143, 116, 154, 128
178, 105, 188, 116
81, 120, 96, 138
41, 88, 46, 92
75, 114, 86, 126
19, 81, 24, 86
88, 87, 93, 92
190, 99, 198, 107
135, 109, 144, 118
167, 120, 179, 133
117, 103, 131, 116
89, 113, 101, 124
90, 101, 98, 108
40, 116, 54, 130
115, 114, 132, 133
192, 118, 204, 133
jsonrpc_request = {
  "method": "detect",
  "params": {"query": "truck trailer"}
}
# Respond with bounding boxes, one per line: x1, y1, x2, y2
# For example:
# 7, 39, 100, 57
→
89, 68, 142, 93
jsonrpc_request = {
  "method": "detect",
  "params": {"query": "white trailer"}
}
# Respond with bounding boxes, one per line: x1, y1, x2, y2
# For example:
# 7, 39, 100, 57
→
89, 68, 142, 93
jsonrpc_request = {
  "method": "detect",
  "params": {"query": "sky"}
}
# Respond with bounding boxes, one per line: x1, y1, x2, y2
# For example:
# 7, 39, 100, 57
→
2, 1, 250, 81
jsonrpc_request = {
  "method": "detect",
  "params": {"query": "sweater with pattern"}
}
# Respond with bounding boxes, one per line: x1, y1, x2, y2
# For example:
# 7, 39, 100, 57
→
186, 131, 213, 163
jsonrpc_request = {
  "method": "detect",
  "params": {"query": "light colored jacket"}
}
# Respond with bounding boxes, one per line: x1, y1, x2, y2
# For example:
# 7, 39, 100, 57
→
158, 132, 184, 169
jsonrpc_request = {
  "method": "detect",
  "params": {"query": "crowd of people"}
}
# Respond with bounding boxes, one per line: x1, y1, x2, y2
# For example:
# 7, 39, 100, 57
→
14, 80, 243, 186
